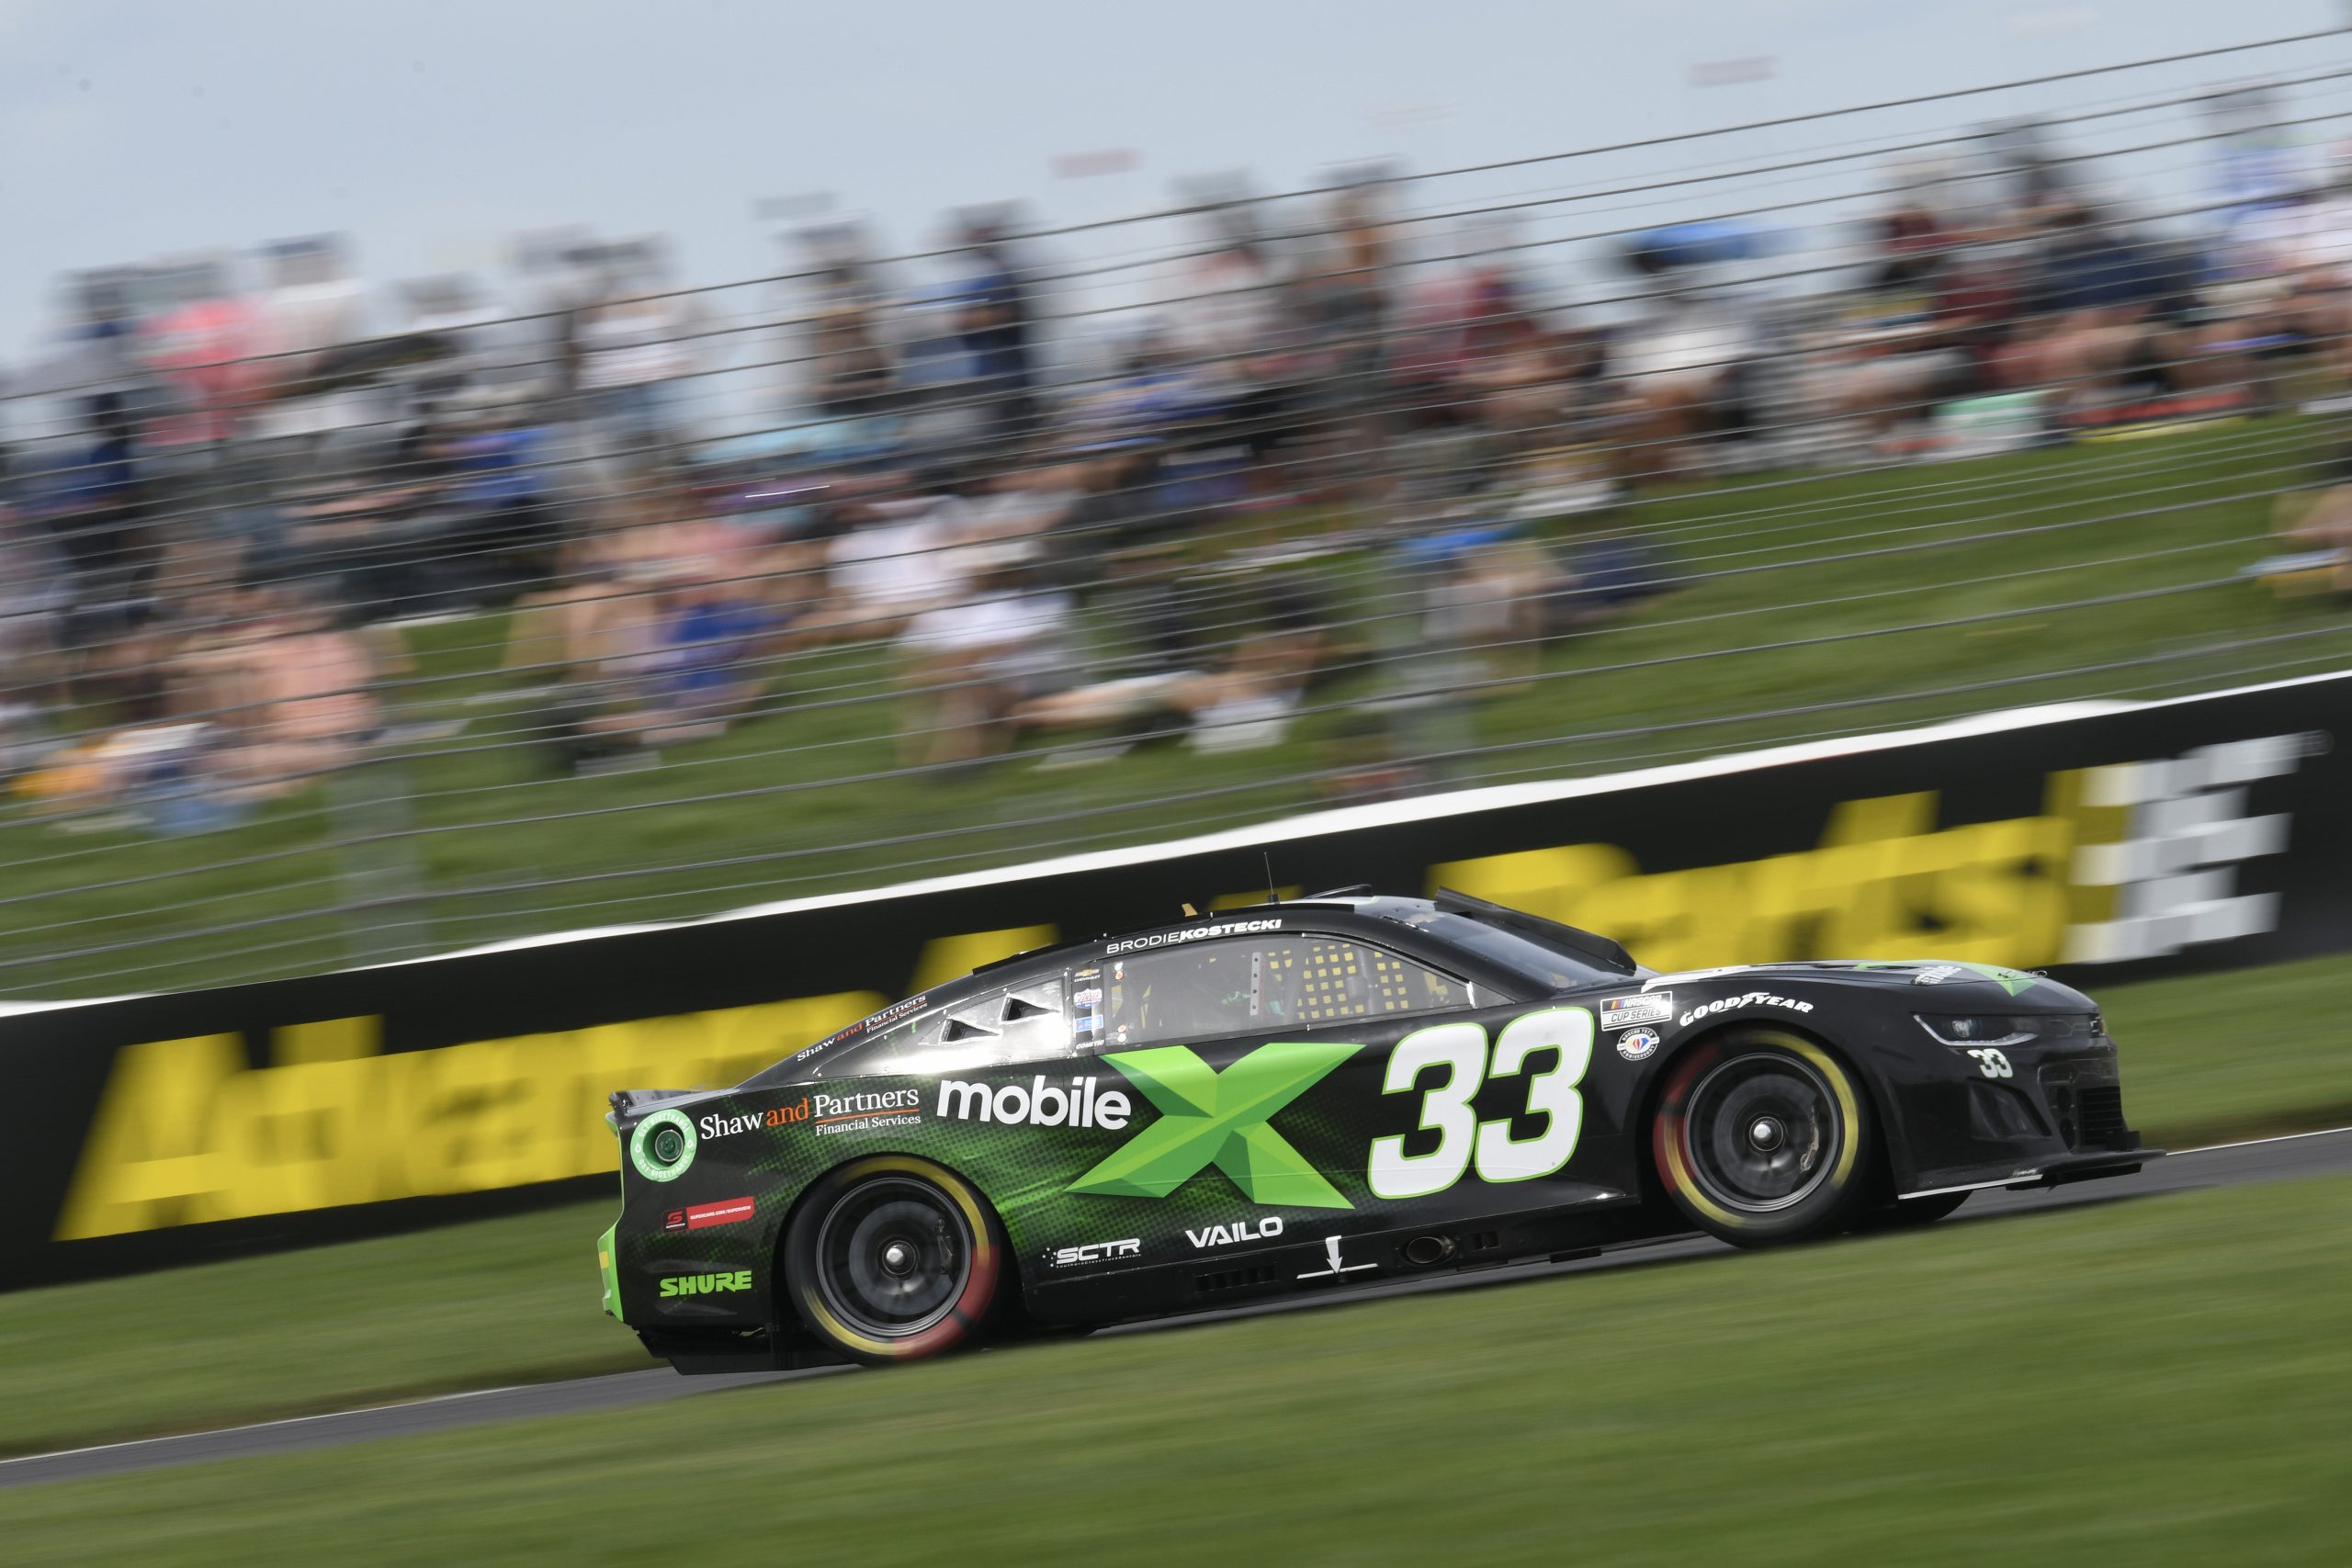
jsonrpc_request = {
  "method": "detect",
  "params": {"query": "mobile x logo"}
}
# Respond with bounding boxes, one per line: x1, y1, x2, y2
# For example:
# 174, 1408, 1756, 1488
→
1068, 1041, 1362, 1208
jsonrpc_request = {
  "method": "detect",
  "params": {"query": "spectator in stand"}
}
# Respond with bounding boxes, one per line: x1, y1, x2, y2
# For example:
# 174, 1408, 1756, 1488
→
2233, 161, 2352, 386
1293, 186, 1396, 516
125, 576, 384, 804
45, 392, 159, 671
516, 482, 777, 770
951, 212, 1040, 448
2270, 446, 2352, 596
1797, 198, 1976, 447
1010, 569, 1328, 750
1162, 214, 1296, 489
897, 538, 1076, 767
791, 221, 899, 423
251, 235, 368, 450
791, 477, 978, 647
576, 242, 699, 459
141, 257, 265, 453
1390, 220, 1524, 432
1607, 232, 1754, 482
0, 479, 69, 773
1996, 198, 2244, 414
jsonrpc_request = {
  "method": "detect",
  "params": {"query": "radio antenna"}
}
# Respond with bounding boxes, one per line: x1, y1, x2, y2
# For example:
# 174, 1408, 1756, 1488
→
1262, 850, 1280, 905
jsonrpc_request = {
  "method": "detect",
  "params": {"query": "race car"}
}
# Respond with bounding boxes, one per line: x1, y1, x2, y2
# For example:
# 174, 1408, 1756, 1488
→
595, 890, 2151, 1371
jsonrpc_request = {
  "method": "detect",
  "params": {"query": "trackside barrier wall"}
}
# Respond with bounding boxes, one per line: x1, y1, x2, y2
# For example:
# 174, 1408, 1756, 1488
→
3, 671, 2346, 1289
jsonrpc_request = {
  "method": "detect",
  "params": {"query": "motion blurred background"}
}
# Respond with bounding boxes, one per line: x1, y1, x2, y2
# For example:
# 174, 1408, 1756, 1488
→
5, 7, 2352, 1563
6, 3, 2351, 999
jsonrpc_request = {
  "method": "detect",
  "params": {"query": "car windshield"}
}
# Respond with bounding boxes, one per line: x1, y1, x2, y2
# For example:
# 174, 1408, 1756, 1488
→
1414, 912, 1626, 991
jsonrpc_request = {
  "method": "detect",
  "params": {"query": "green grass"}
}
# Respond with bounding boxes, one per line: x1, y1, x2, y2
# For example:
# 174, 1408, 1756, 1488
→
2097, 949, 2352, 1145
2, 947, 2346, 1466
0, 1196, 636, 1461
6, 422, 2347, 997
4, 1171, 2347, 1565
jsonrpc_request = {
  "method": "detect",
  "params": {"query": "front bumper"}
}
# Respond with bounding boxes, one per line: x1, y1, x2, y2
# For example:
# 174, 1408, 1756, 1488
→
1902, 1143, 2161, 1200
1887, 1027, 2154, 1194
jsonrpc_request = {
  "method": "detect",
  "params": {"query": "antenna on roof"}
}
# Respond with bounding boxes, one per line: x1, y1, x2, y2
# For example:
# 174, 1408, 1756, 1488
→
1262, 850, 1280, 905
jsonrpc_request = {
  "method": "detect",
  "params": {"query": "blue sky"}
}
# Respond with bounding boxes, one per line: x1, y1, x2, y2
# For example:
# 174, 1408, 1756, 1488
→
0, 0, 2342, 361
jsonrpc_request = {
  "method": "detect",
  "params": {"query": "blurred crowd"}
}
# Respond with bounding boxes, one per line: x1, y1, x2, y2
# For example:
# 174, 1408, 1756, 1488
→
6, 107, 2352, 829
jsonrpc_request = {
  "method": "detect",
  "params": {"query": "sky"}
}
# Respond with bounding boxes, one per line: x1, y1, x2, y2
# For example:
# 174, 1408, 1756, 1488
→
0, 0, 2344, 367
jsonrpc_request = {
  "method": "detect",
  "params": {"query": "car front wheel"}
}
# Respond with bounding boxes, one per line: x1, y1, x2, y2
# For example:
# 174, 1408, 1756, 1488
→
1652, 1030, 1877, 1247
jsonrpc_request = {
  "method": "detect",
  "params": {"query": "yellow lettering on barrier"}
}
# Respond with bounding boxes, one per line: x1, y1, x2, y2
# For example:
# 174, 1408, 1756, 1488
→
908, 927, 1057, 994
1432, 790, 2082, 973
55, 991, 882, 1240
1210, 887, 1302, 910
55, 1033, 245, 1240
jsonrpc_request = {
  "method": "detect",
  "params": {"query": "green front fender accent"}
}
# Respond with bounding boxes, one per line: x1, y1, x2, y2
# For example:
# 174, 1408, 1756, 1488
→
597, 1220, 622, 1321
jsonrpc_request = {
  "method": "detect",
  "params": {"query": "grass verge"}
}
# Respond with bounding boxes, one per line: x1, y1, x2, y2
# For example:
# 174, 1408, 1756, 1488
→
3, 1172, 2347, 1566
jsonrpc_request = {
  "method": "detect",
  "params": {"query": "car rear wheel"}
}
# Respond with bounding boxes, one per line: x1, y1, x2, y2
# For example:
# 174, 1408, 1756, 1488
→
1652, 1030, 1876, 1247
784, 1156, 1004, 1365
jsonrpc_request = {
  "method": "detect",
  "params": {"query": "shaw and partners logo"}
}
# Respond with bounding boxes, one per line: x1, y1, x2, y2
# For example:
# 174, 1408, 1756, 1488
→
698, 1089, 921, 1141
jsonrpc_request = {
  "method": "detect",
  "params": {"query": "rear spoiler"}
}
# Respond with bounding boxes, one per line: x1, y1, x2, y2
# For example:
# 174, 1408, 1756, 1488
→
607, 1087, 710, 1130
1433, 887, 1637, 975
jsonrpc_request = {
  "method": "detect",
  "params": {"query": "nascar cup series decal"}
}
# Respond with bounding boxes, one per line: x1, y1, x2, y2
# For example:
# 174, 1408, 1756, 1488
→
1599, 993, 1673, 1030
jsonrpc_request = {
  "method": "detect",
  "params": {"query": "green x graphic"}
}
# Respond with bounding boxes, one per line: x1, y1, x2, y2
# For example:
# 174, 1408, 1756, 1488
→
1859, 960, 2042, 997
1068, 1041, 1363, 1208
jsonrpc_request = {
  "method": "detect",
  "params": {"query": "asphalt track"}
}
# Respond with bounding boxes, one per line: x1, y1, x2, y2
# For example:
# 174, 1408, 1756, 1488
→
6, 1125, 2349, 1492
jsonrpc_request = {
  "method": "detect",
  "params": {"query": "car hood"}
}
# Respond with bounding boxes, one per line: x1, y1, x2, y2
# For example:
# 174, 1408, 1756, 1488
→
1640, 959, 2096, 1011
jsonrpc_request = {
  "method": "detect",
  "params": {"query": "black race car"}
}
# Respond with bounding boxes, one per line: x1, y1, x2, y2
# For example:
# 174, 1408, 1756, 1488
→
595, 891, 2151, 1371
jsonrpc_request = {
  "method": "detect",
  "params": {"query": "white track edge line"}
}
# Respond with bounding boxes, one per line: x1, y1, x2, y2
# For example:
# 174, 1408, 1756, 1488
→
8, 1122, 2350, 1472
2177, 1122, 2352, 1155
0, 1382, 524, 1470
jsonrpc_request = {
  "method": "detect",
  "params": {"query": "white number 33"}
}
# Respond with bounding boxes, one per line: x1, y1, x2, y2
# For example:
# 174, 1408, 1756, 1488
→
1966, 1047, 2014, 1079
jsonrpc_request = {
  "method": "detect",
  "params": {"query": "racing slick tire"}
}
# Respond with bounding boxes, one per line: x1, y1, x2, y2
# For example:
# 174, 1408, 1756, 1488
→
783, 1156, 1005, 1365
1652, 1029, 1877, 1247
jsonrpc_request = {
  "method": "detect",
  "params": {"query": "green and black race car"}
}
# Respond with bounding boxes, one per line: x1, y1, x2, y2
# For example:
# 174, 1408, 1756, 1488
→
596, 891, 2151, 1370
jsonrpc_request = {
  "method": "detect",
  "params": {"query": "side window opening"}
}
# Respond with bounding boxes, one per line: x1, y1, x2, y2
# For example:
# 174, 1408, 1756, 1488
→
1102, 935, 1464, 1050
807, 979, 1071, 1077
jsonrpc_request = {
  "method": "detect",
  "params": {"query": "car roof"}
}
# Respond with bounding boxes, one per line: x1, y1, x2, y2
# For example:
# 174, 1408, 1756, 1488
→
748, 891, 1637, 1089
976, 890, 1634, 981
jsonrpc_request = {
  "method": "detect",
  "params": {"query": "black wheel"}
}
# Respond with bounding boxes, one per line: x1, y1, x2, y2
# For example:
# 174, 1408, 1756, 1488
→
1652, 1030, 1877, 1247
1860, 1189, 1972, 1231
783, 1156, 1004, 1365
